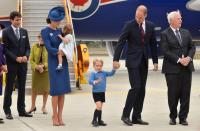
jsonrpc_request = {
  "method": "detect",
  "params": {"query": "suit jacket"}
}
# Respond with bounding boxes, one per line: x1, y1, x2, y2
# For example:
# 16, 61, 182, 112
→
2, 26, 30, 69
113, 20, 158, 68
160, 27, 196, 73
0, 44, 6, 66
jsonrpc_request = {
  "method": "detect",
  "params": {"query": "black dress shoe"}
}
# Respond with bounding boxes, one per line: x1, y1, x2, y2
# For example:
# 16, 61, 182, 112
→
121, 116, 133, 126
0, 120, 4, 124
132, 119, 149, 125
169, 119, 176, 125
6, 114, 13, 120
179, 119, 188, 126
98, 120, 107, 126
91, 120, 99, 127
19, 112, 33, 117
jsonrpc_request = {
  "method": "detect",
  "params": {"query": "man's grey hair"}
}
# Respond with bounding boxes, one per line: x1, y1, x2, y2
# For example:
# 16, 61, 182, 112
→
167, 10, 181, 24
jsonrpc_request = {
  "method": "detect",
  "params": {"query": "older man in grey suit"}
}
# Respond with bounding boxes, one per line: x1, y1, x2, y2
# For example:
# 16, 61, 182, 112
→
160, 10, 196, 126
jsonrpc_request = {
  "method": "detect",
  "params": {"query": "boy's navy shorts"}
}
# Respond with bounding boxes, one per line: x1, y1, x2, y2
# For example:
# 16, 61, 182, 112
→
92, 92, 105, 103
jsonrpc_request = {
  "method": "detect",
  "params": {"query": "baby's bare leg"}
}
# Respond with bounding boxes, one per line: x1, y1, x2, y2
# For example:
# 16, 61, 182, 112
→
58, 50, 63, 65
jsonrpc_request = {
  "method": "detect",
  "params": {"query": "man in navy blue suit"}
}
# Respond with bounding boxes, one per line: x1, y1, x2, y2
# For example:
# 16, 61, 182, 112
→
113, 5, 158, 126
2, 11, 32, 119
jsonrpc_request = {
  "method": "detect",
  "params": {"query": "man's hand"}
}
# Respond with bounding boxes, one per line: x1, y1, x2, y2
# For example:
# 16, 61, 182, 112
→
16, 57, 23, 63
183, 57, 191, 66
22, 56, 28, 63
153, 63, 158, 71
180, 56, 191, 66
113, 61, 120, 69
2, 65, 8, 73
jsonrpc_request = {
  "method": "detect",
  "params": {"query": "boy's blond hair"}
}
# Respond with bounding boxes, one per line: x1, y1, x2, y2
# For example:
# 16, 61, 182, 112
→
93, 59, 103, 66
63, 24, 72, 36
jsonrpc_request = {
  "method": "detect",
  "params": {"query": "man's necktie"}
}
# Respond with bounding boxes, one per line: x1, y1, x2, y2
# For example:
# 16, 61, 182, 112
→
175, 30, 182, 46
140, 23, 145, 44
15, 28, 20, 40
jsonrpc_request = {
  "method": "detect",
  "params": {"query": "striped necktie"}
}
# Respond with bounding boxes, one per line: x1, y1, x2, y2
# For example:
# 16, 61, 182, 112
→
15, 28, 20, 40
175, 29, 182, 46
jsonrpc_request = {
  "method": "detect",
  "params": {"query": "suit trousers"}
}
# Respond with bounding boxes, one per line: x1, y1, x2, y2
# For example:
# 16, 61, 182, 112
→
165, 68, 192, 120
3, 63, 27, 114
123, 58, 148, 120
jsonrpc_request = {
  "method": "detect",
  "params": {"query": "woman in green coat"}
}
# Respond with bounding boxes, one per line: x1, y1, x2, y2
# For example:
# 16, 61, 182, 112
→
28, 34, 49, 114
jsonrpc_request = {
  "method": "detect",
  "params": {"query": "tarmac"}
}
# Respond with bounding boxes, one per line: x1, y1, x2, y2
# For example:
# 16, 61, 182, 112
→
0, 56, 200, 131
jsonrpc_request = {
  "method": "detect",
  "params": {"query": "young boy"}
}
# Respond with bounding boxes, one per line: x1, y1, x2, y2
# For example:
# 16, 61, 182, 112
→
89, 59, 119, 127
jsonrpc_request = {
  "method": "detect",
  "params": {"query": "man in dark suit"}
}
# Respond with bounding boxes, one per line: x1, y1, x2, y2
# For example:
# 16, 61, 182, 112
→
2, 11, 32, 119
113, 5, 158, 126
160, 11, 195, 126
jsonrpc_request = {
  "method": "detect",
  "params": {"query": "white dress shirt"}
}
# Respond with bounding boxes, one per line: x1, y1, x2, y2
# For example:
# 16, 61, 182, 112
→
141, 20, 146, 33
170, 26, 182, 41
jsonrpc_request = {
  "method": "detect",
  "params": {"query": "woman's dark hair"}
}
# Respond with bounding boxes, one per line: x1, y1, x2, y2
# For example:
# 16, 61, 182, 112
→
10, 11, 21, 20
46, 17, 51, 24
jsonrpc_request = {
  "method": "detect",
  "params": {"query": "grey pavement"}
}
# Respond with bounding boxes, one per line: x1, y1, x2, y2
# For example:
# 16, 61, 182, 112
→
0, 56, 200, 131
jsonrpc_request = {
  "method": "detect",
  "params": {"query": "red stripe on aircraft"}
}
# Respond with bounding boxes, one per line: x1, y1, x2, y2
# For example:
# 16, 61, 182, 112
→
101, 0, 113, 3
70, 0, 89, 6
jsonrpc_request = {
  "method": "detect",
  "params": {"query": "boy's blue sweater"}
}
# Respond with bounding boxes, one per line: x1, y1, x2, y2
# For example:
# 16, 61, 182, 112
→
89, 70, 116, 92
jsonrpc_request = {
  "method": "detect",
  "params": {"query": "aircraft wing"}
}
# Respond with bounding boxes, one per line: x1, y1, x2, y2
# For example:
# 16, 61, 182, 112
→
186, 0, 200, 11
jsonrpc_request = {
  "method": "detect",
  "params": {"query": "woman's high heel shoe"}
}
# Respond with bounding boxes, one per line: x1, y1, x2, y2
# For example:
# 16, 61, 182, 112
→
58, 118, 65, 126
42, 108, 48, 114
28, 107, 36, 114
59, 121, 65, 126
43, 111, 48, 114
52, 116, 60, 126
